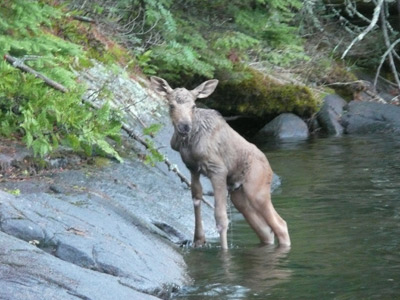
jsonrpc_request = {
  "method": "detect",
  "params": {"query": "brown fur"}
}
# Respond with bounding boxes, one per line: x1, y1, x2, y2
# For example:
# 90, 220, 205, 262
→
151, 76, 291, 249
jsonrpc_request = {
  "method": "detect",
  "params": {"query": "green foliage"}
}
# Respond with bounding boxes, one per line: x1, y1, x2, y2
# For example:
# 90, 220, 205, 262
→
71, 0, 305, 82
3, 188, 21, 196
142, 123, 163, 137
0, 1, 123, 162
142, 124, 165, 166
150, 0, 305, 83
0, 60, 123, 161
151, 41, 215, 81
0, 0, 83, 87
136, 50, 158, 75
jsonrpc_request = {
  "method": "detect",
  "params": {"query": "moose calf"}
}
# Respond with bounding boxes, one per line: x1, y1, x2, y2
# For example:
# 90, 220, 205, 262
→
151, 76, 291, 250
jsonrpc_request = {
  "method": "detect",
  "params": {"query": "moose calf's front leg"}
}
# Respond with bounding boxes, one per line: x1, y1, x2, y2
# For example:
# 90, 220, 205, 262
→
191, 171, 206, 247
211, 175, 229, 250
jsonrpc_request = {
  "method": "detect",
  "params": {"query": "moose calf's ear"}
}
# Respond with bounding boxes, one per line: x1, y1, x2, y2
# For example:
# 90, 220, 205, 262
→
150, 76, 173, 96
192, 79, 219, 99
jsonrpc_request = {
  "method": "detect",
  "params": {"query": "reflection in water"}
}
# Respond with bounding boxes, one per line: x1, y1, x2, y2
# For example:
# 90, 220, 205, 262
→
178, 245, 292, 299
176, 135, 400, 299
219, 245, 292, 292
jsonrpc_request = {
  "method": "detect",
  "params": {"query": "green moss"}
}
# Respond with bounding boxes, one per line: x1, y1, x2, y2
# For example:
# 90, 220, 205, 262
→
92, 156, 112, 168
207, 66, 319, 118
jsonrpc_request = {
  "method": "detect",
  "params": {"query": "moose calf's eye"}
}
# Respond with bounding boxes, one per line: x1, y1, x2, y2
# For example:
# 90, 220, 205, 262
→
192, 105, 196, 110
169, 104, 175, 110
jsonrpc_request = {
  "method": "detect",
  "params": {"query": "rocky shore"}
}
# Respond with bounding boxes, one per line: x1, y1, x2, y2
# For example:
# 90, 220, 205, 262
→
0, 63, 219, 299
253, 95, 400, 141
0, 133, 220, 299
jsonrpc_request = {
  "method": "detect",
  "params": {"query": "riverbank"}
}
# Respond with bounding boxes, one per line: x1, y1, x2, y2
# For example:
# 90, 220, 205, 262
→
0, 61, 220, 299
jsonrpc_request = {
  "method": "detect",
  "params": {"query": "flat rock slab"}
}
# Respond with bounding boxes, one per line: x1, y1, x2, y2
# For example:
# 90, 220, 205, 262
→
0, 186, 188, 298
0, 231, 159, 300
0, 155, 220, 299
341, 101, 400, 134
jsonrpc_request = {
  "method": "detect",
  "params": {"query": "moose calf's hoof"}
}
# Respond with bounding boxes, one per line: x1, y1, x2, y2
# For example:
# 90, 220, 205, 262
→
193, 237, 206, 248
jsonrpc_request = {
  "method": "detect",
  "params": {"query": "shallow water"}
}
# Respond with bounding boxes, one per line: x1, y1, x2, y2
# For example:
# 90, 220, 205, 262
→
175, 135, 400, 299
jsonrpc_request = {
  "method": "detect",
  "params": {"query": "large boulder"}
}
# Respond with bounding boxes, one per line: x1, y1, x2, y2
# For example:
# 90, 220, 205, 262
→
253, 113, 309, 141
341, 101, 400, 134
317, 94, 347, 136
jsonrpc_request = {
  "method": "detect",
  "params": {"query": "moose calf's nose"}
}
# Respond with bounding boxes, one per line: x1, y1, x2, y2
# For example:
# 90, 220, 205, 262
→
177, 123, 191, 135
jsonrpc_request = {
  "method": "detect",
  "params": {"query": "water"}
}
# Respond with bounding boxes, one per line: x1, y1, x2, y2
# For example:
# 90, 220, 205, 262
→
175, 135, 400, 299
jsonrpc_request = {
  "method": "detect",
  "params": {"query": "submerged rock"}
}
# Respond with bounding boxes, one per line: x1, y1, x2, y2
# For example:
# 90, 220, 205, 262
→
317, 94, 347, 136
341, 101, 400, 134
253, 113, 309, 141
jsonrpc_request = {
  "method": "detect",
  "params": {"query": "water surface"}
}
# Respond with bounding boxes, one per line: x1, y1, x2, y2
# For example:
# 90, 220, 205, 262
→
175, 135, 400, 299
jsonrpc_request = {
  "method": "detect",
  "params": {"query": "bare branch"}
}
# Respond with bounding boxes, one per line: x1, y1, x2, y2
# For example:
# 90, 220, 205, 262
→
379, 2, 400, 90
373, 38, 400, 88
72, 15, 94, 23
341, 0, 384, 59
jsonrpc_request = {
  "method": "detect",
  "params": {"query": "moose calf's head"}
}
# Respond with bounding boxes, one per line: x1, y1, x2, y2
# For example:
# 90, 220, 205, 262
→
150, 76, 219, 136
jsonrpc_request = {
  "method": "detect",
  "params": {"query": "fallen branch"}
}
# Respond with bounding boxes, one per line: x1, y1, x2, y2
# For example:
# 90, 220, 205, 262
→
72, 15, 94, 23
121, 124, 214, 208
324, 80, 368, 87
121, 124, 189, 184
374, 38, 400, 89
380, 4, 400, 90
4, 54, 68, 93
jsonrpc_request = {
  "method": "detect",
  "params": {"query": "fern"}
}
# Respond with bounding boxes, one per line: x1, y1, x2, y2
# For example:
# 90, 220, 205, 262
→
0, 1, 123, 162
212, 31, 260, 54
142, 124, 165, 166
152, 41, 215, 80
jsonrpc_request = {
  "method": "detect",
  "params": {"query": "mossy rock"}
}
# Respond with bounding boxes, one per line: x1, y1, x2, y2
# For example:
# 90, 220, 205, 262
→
204, 66, 319, 119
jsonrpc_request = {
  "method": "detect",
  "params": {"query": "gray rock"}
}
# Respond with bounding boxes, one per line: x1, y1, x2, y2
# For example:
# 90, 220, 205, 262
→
317, 94, 347, 136
55, 240, 97, 270
0, 232, 159, 300
341, 101, 400, 134
0, 183, 191, 299
0, 219, 45, 243
254, 113, 309, 141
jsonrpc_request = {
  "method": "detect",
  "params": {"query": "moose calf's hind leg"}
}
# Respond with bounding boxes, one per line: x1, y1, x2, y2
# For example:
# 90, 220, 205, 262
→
264, 201, 291, 246
255, 192, 290, 246
231, 189, 275, 245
